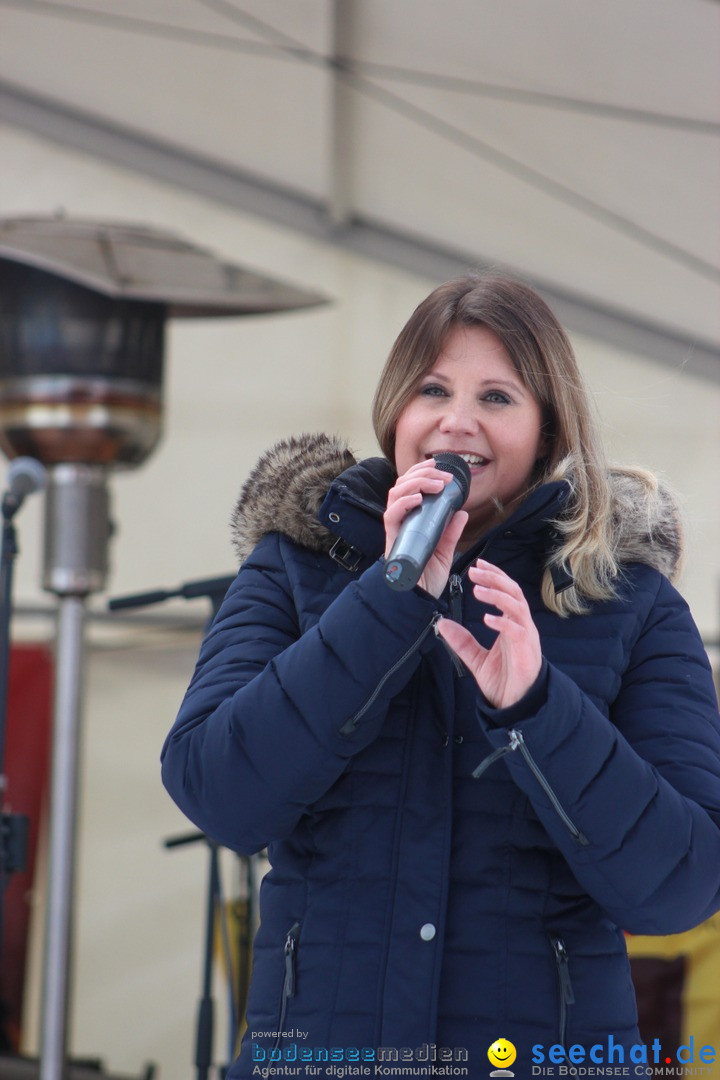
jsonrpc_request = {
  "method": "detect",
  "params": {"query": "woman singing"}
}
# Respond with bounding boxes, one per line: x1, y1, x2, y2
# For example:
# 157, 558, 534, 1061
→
161, 275, 720, 1077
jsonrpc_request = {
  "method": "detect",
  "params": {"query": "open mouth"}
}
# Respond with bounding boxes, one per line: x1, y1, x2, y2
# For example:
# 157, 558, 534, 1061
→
427, 451, 489, 468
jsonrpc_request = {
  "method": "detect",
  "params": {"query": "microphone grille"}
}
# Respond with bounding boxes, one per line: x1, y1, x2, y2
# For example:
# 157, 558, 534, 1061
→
433, 453, 471, 501
8, 456, 47, 498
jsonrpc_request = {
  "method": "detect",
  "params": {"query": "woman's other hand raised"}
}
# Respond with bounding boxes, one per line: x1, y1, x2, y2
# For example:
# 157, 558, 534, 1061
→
436, 560, 542, 708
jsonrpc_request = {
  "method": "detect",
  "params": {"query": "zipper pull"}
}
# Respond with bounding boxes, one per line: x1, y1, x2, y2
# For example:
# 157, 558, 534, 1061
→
448, 573, 463, 622
552, 938, 575, 1004
283, 923, 300, 998
508, 729, 523, 751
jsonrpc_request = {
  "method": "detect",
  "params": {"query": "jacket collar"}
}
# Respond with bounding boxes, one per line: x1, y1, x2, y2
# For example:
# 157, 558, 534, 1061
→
318, 455, 571, 574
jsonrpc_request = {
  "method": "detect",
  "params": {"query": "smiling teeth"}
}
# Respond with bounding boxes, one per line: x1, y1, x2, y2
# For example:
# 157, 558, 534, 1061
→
429, 451, 488, 466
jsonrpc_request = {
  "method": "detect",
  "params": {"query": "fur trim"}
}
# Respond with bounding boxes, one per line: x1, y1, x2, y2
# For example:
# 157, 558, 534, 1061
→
231, 433, 356, 561
608, 466, 684, 580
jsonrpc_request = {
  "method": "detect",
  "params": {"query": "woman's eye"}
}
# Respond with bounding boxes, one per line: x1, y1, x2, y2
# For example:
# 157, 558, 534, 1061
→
483, 391, 511, 405
420, 384, 448, 397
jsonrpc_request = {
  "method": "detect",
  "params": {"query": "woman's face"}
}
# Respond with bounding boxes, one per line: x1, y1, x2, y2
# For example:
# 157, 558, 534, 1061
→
393, 323, 546, 539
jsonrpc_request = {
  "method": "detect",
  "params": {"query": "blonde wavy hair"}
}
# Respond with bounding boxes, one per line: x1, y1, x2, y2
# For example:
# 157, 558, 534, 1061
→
372, 273, 642, 616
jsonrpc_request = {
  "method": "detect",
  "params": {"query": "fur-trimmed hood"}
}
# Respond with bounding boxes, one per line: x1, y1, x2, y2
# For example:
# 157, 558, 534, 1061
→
230, 432, 684, 580
231, 434, 357, 561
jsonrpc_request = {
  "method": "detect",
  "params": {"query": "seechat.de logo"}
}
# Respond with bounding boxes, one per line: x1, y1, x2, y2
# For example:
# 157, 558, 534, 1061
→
488, 1038, 517, 1077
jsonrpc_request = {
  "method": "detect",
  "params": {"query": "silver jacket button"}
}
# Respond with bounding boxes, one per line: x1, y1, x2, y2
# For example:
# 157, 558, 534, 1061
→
419, 923, 436, 941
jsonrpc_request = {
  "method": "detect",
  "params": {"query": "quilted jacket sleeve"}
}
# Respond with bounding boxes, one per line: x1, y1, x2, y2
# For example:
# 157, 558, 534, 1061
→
477, 568, 720, 935
161, 534, 441, 853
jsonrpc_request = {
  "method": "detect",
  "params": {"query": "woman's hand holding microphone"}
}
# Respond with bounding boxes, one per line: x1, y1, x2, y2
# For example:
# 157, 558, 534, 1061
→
383, 459, 468, 599
384, 460, 542, 710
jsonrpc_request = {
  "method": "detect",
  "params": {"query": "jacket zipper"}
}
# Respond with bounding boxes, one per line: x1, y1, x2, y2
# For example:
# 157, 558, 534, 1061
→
339, 614, 441, 735
551, 937, 575, 1047
473, 729, 589, 846
335, 489, 385, 519
472, 743, 513, 778
436, 573, 467, 677
270, 923, 300, 1061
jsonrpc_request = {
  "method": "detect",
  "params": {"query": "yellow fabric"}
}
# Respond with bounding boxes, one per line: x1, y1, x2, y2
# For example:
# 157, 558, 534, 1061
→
626, 912, 720, 1049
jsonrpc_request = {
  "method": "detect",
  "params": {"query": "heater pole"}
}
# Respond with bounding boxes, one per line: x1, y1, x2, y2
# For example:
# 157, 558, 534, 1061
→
40, 594, 86, 1080
39, 466, 112, 1080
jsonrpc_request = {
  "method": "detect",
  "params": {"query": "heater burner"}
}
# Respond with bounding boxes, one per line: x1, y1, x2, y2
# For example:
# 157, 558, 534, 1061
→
0, 377, 162, 466
0, 260, 165, 467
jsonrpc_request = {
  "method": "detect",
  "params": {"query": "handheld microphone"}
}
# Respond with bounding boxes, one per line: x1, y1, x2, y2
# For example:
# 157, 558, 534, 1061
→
384, 453, 471, 591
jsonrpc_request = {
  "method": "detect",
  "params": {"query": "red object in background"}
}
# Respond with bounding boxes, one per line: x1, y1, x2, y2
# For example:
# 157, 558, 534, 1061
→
1, 645, 53, 1052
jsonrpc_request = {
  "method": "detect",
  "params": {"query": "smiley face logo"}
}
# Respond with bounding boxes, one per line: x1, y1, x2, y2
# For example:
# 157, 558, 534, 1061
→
488, 1038, 517, 1074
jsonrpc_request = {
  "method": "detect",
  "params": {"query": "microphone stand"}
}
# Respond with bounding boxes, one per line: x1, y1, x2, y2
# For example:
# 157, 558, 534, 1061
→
163, 832, 221, 1080
107, 576, 235, 622
108, 575, 237, 1080
159, 834, 259, 1080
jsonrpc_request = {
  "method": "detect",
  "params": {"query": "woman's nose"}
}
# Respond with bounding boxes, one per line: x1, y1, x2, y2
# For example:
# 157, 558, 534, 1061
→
437, 397, 479, 434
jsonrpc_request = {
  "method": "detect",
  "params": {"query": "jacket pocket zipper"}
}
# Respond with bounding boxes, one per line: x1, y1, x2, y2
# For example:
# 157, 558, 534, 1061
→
271, 922, 300, 1059
551, 937, 575, 1048
473, 729, 589, 846
472, 743, 513, 778
339, 614, 441, 735
509, 729, 589, 846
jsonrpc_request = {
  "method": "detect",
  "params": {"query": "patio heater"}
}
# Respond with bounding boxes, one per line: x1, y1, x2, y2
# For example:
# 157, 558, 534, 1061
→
0, 216, 326, 1080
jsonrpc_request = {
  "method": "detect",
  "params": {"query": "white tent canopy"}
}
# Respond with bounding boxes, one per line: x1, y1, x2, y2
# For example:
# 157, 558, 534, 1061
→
0, 6, 718, 1079
1, 0, 718, 376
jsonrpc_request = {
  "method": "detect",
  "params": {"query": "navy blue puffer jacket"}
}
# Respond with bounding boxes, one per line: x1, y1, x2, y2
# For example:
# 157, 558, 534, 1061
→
161, 436, 720, 1078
